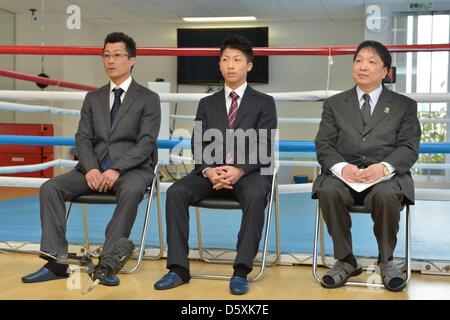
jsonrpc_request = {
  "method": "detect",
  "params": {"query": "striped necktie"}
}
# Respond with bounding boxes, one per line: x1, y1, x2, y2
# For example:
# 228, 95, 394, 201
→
225, 91, 239, 164
227, 91, 239, 129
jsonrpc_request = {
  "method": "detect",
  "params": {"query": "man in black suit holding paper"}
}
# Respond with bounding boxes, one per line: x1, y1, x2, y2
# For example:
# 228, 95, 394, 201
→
312, 40, 420, 291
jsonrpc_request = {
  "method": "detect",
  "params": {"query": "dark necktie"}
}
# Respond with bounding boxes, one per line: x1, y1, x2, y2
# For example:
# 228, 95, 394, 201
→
361, 93, 371, 127
110, 87, 124, 124
100, 87, 124, 171
226, 91, 239, 164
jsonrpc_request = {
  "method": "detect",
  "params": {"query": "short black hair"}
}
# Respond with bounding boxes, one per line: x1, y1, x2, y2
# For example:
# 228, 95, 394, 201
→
103, 32, 136, 58
220, 34, 254, 63
353, 40, 391, 71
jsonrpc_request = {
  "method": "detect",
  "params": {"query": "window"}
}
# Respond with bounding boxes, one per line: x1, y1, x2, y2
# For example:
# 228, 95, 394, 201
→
393, 12, 450, 184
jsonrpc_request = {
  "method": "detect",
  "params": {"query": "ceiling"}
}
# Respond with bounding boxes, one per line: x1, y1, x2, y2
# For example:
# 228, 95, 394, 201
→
0, 0, 427, 25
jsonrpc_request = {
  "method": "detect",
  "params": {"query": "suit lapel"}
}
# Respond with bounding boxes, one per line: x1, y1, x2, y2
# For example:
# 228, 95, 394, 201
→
98, 84, 111, 130
110, 79, 140, 134
233, 85, 255, 129
214, 89, 229, 133
343, 87, 364, 134
363, 87, 393, 135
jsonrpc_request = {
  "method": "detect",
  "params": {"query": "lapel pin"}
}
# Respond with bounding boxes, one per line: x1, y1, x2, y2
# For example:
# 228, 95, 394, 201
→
384, 106, 390, 114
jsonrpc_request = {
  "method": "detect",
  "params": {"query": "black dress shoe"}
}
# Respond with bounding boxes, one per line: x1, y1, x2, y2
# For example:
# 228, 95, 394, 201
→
154, 272, 188, 290
100, 275, 120, 286
22, 267, 70, 283
229, 276, 249, 295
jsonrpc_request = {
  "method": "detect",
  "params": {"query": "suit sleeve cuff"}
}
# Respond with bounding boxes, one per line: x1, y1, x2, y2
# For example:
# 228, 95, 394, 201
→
330, 162, 349, 177
202, 167, 211, 178
381, 162, 396, 174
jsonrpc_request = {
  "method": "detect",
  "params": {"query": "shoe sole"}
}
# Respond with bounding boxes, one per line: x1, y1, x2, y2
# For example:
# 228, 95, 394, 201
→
100, 280, 120, 286
230, 289, 249, 295
154, 281, 189, 290
320, 266, 363, 289
22, 274, 70, 283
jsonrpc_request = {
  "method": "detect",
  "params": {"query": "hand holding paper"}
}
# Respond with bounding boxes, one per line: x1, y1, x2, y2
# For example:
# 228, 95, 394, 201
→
337, 163, 395, 192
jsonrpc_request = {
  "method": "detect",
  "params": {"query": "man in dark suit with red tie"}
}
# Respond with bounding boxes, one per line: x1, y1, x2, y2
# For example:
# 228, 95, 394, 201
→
154, 34, 277, 295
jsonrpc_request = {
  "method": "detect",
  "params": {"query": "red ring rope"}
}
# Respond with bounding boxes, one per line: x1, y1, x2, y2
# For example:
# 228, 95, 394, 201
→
0, 43, 449, 56
0, 68, 96, 91
1, 43, 450, 91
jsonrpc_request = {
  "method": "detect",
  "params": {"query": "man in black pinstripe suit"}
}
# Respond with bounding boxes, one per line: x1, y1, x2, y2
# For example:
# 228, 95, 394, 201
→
21, 32, 161, 286
154, 34, 277, 295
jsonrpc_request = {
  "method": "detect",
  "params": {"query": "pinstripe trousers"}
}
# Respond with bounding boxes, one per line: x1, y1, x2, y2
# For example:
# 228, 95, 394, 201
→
165, 171, 271, 272
39, 168, 150, 258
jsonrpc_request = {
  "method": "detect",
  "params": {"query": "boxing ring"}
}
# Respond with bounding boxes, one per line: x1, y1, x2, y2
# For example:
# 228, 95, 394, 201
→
1, 44, 450, 276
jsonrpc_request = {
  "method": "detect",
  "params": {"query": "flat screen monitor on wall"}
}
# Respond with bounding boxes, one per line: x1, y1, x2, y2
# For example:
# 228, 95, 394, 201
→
177, 27, 269, 85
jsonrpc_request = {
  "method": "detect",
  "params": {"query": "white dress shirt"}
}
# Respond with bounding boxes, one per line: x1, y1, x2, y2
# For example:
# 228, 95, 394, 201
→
224, 82, 247, 114
109, 76, 132, 110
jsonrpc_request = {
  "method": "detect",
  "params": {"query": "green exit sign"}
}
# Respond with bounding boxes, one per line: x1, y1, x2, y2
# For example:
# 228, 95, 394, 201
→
408, 2, 433, 11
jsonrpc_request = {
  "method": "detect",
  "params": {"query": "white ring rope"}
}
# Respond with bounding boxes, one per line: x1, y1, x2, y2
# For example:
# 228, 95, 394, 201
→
1, 102, 446, 125
170, 114, 450, 124
169, 155, 450, 169
1, 99, 449, 125
0, 101, 80, 116
0, 159, 77, 174
1, 156, 450, 175
1, 90, 450, 103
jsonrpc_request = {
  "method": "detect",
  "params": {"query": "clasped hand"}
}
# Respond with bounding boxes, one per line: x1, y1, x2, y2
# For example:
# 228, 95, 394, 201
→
342, 163, 385, 183
85, 169, 120, 192
205, 166, 244, 190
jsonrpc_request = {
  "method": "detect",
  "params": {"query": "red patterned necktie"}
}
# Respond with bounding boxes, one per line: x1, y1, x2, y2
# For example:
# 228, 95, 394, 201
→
226, 91, 239, 164
228, 91, 239, 129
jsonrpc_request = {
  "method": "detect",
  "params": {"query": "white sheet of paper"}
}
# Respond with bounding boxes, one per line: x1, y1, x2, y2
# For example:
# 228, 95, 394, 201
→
334, 172, 395, 193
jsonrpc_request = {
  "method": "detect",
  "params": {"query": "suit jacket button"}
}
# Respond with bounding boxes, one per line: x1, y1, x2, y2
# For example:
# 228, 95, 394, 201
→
361, 156, 366, 160
362, 137, 366, 142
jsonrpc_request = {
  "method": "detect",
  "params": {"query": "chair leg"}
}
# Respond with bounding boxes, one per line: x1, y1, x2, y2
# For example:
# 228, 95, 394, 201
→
81, 204, 90, 255
155, 177, 165, 259
405, 205, 412, 285
65, 202, 72, 222
121, 166, 162, 273
195, 207, 206, 261
261, 183, 281, 267
312, 200, 322, 283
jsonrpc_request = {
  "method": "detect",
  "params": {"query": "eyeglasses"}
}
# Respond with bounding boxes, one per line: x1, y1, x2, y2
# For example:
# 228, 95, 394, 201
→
102, 53, 130, 60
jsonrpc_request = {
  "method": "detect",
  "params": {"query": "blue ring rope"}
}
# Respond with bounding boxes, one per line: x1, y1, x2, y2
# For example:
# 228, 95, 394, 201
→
0, 135, 449, 154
